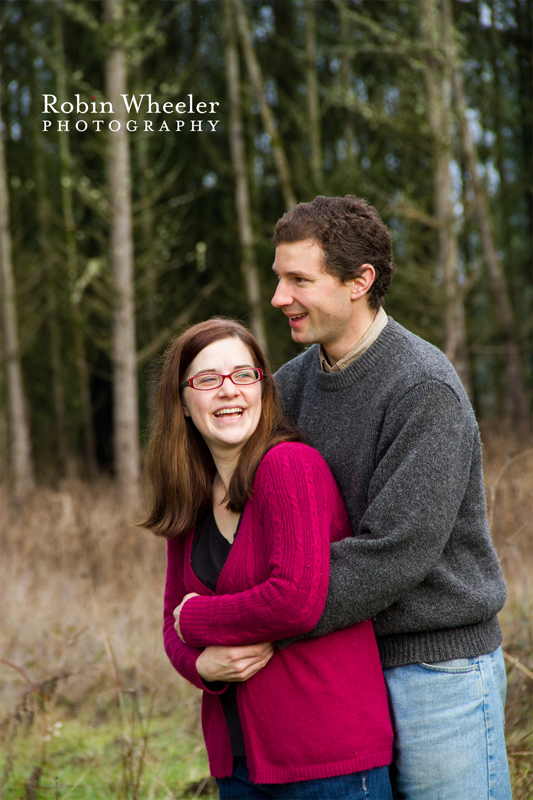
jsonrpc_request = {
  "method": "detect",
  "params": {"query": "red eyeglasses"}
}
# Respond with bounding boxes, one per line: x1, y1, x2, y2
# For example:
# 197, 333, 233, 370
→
180, 368, 264, 391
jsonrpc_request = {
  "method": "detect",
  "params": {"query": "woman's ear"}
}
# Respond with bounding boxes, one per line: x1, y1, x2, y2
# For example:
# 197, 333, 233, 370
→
182, 402, 191, 418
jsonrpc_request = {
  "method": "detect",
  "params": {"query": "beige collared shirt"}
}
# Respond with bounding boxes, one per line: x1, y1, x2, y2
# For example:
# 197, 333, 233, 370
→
319, 307, 388, 372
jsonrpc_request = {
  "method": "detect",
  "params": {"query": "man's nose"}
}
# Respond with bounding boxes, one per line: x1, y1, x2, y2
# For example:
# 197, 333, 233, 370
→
271, 281, 293, 308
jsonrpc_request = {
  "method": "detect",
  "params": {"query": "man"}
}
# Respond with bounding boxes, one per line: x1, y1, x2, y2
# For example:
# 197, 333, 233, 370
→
270, 196, 510, 800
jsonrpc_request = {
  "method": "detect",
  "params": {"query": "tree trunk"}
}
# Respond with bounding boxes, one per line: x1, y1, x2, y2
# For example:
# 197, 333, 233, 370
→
339, 7, 358, 174
305, 0, 322, 190
30, 48, 71, 475
53, 8, 98, 477
489, 0, 513, 267
223, 1, 267, 352
0, 386, 7, 483
46, 292, 71, 472
233, 0, 297, 211
0, 104, 35, 499
105, 0, 140, 510
420, 0, 471, 396
135, 88, 158, 423
443, 0, 529, 430
513, 0, 533, 292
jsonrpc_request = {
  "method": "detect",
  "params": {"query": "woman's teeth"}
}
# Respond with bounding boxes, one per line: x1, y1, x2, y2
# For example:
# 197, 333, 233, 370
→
214, 408, 244, 417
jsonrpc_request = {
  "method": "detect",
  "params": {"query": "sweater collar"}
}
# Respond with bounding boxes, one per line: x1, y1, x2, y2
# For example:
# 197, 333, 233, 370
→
319, 308, 388, 372
314, 317, 402, 391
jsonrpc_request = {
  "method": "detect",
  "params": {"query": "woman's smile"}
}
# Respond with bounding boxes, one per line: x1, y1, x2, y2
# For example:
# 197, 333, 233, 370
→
213, 405, 245, 419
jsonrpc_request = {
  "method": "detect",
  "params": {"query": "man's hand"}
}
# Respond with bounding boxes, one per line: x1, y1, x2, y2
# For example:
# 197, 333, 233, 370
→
174, 593, 199, 640
196, 643, 275, 683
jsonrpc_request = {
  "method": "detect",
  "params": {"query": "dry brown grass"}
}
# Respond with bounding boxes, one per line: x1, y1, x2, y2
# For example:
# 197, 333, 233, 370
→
0, 478, 199, 724
479, 425, 533, 797
0, 427, 532, 795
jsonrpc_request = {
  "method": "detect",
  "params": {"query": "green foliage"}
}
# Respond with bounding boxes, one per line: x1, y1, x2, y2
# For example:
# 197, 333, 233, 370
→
1, 0, 531, 474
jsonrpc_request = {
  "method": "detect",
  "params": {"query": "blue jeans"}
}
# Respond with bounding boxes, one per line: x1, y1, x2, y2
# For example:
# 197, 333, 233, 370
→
217, 758, 392, 799
383, 646, 512, 800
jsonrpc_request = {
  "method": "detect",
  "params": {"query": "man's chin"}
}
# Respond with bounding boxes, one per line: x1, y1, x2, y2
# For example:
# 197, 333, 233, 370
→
291, 329, 315, 345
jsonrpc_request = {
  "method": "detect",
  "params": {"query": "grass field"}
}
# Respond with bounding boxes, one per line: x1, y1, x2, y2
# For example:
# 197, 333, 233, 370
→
1, 427, 532, 799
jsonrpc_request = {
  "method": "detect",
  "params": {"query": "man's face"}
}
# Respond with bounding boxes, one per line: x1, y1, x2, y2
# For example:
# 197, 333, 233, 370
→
271, 239, 357, 353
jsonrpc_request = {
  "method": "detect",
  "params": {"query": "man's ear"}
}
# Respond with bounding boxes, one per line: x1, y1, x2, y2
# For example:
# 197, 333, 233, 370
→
349, 264, 375, 300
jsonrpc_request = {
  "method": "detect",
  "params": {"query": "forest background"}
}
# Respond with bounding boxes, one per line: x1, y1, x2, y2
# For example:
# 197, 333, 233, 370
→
1, 0, 532, 798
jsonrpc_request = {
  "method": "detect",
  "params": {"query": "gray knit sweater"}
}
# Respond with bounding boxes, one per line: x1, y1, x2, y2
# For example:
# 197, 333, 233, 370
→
275, 318, 507, 668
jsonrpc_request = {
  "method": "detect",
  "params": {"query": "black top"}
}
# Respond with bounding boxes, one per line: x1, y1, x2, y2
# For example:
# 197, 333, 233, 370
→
191, 509, 246, 757
191, 508, 234, 592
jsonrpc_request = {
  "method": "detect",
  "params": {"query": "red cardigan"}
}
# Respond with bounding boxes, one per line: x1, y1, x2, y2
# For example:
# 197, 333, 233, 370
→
163, 442, 393, 784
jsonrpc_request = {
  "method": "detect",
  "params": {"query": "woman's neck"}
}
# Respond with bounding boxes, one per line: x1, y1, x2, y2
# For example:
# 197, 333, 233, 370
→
211, 465, 241, 543
209, 444, 243, 493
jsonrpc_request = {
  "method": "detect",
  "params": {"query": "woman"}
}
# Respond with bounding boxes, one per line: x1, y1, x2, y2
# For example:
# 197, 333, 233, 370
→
142, 318, 393, 799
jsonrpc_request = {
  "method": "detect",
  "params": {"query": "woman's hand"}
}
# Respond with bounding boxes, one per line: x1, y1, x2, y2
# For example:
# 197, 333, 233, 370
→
196, 643, 275, 683
174, 593, 200, 640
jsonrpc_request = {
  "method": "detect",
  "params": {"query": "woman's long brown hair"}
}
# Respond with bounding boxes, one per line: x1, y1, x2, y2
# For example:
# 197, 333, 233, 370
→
140, 318, 300, 538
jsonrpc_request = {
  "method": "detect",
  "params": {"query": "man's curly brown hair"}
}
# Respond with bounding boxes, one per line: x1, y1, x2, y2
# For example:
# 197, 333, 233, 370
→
272, 195, 395, 310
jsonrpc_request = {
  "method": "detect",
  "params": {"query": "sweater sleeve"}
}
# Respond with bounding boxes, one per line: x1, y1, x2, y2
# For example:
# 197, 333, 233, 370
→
163, 536, 227, 694
178, 445, 333, 648
280, 380, 474, 645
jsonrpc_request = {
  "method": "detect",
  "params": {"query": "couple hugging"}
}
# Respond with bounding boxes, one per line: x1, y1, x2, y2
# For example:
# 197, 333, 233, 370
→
142, 196, 510, 800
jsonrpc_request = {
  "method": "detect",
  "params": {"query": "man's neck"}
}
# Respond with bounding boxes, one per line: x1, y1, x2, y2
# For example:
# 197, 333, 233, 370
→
322, 305, 378, 366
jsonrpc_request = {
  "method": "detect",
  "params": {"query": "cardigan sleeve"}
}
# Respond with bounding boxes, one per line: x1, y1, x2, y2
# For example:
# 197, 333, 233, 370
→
163, 536, 227, 694
178, 444, 336, 648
